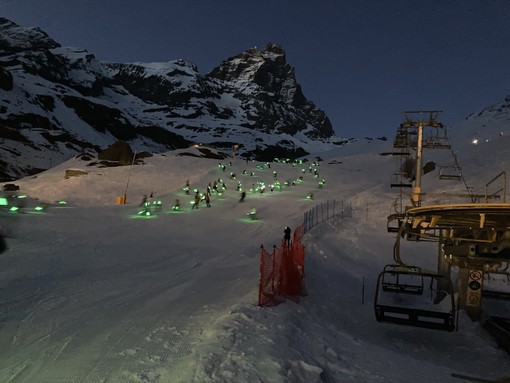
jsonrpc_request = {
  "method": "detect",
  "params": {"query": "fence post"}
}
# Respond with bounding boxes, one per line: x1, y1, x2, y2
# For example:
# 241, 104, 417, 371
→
271, 245, 277, 296
362, 276, 365, 304
259, 244, 264, 306
321, 202, 324, 222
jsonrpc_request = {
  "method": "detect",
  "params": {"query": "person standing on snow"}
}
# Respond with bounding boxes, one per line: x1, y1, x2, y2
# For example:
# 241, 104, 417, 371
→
284, 226, 291, 248
192, 192, 200, 210
0, 232, 6, 254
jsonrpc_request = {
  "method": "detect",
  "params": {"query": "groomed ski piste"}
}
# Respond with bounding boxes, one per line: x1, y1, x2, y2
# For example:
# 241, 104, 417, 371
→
0, 137, 509, 383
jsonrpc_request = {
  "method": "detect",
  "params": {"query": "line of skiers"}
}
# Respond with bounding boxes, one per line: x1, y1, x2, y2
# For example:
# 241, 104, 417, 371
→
139, 158, 323, 213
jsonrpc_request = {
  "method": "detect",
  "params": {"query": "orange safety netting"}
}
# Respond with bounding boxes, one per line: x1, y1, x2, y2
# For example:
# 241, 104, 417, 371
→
258, 224, 305, 306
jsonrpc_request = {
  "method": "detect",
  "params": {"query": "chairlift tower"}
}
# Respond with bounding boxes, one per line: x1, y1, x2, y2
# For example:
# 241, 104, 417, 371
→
393, 110, 453, 206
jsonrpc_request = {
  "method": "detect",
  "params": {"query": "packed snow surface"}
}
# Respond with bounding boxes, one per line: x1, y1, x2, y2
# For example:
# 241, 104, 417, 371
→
0, 138, 508, 383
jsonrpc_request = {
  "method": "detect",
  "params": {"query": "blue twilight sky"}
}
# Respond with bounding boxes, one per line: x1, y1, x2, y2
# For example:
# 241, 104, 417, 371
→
1, 0, 509, 139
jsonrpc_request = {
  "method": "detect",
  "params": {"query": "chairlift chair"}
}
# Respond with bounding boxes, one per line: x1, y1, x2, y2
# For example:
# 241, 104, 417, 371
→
387, 214, 404, 233
393, 126, 411, 148
374, 266, 456, 331
439, 165, 462, 181
380, 264, 424, 294
439, 150, 463, 181
421, 127, 451, 149
390, 182, 413, 188
391, 172, 413, 188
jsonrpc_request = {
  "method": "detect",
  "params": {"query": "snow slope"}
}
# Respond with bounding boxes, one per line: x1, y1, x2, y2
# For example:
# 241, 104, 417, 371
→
0, 138, 508, 383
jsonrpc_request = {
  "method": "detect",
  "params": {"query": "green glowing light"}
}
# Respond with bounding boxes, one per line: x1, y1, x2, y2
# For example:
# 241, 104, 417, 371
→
239, 217, 262, 223
34, 206, 45, 211
9, 206, 19, 212
58, 200, 67, 205
0, 197, 7, 206
128, 213, 157, 219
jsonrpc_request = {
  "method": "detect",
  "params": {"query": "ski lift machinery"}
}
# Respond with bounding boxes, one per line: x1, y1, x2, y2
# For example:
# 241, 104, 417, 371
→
375, 111, 510, 331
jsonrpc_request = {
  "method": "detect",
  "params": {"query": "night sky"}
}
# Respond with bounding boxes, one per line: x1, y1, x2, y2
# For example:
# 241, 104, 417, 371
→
2, 0, 509, 139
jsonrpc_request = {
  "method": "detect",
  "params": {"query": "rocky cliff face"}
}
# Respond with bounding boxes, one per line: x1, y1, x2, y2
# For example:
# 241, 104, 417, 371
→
207, 44, 333, 139
0, 18, 335, 181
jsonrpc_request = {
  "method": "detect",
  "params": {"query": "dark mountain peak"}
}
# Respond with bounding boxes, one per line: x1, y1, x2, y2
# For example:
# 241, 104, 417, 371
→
206, 42, 333, 140
0, 17, 60, 54
264, 43, 285, 54
261, 43, 287, 64
206, 42, 290, 86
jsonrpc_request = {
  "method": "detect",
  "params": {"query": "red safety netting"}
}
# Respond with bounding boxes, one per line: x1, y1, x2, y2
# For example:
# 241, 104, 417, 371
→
258, 225, 305, 306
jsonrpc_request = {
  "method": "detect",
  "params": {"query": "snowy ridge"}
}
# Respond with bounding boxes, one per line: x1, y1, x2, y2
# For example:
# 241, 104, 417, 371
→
0, 17, 59, 52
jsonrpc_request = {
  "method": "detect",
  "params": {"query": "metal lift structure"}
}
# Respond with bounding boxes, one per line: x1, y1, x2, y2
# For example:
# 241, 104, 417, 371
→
375, 111, 510, 331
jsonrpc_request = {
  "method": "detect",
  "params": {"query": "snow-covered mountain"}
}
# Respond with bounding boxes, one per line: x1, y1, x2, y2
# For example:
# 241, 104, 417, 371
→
0, 17, 338, 181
